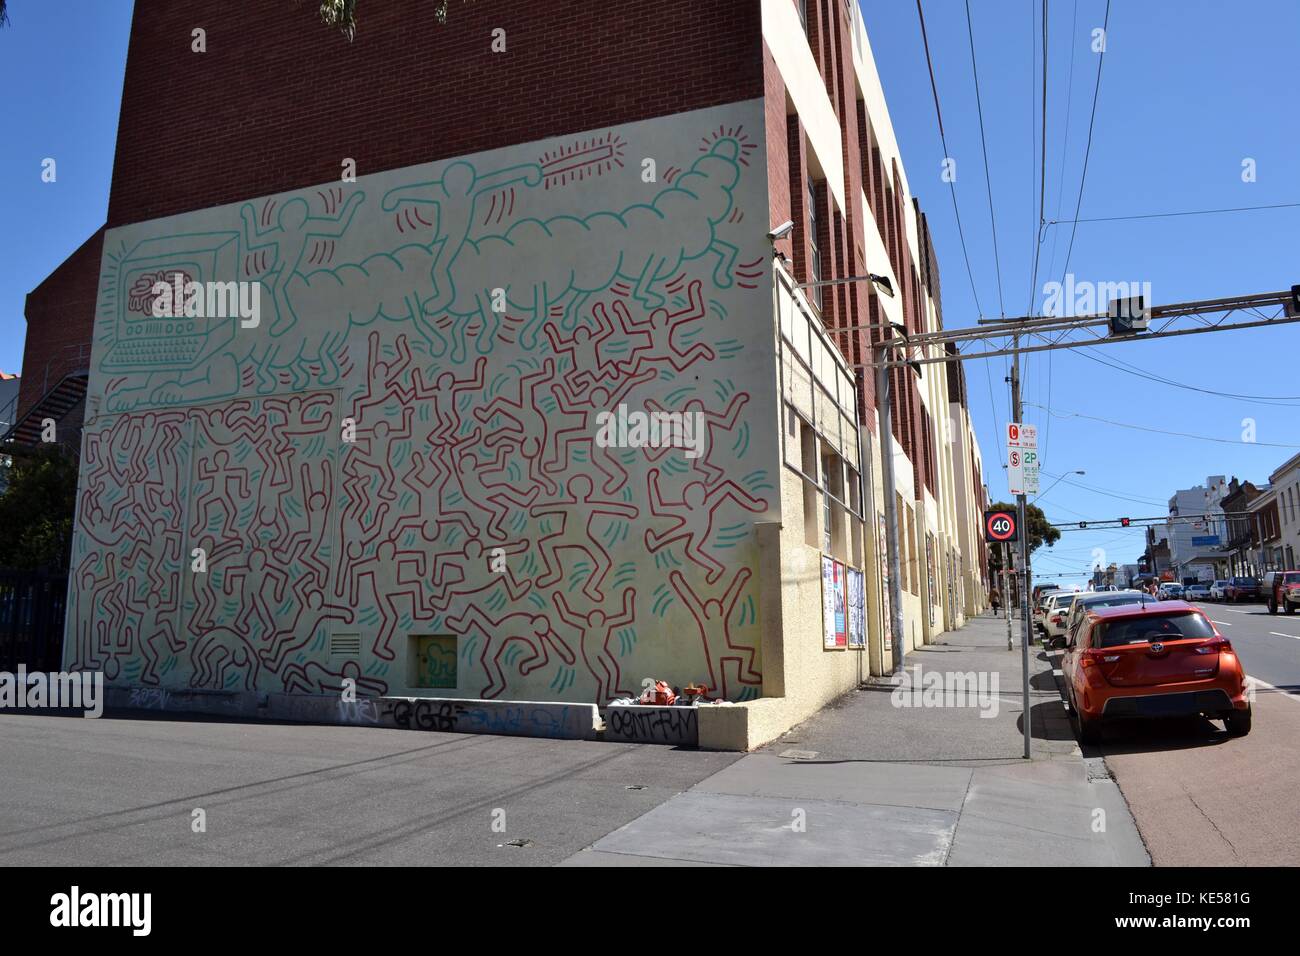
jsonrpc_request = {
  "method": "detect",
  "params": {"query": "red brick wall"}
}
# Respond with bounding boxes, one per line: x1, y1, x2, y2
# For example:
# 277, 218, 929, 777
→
17, 227, 105, 420
107, 0, 764, 227
23, 0, 766, 418
765, 5, 884, 434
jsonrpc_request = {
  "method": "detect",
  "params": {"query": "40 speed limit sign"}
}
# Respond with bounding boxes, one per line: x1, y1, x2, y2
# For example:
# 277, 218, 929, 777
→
984, 509, 1018, 543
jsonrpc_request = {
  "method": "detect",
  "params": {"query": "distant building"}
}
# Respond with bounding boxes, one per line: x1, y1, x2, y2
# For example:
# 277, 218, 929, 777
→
1220, 477, 1265, 577
1269, 453, 1300, 569
1247, 486, 1284, 571
1166, 476, 1231, 582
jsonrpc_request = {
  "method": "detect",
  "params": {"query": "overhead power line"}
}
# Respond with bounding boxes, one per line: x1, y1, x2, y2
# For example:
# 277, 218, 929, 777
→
1035, 469, 1167, 507
915, 0, 1005, 468
916, 0, 984, 318
964, 0, 1006, 318
1044, 0, 1108, 468
1067, 346, 1300, 405
1025, 402, 1300, 448
1056, 0, 1111, 286
1047, 201, 1300, 226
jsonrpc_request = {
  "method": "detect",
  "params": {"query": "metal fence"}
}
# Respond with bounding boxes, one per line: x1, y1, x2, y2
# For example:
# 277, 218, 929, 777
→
0, 570, 68, 673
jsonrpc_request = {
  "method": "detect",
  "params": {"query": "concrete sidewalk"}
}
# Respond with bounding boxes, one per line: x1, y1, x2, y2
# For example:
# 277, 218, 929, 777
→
562, 613, 1150, 866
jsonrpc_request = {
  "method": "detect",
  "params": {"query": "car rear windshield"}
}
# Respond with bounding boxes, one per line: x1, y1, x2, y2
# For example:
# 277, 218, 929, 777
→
1095, 612, 1216, 647
1081, 596, 1144, 611
1232, 578, 1258, 586
1283, 573, 1300, 585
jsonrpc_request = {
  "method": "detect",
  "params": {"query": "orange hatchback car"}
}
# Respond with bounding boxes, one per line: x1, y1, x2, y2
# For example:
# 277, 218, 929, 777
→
1061, 600, 1252, 744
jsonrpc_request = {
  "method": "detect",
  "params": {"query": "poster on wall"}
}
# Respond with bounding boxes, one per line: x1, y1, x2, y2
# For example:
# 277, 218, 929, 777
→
847, 568, 866, 648
926, 534, 937, 628
822, 556, 847, 649
877, 514, 892, 651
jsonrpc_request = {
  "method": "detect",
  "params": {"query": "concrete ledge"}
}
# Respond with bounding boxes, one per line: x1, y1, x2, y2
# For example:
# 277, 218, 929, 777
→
368, 696, 598, 740
605, 705, 698, 746
104, 686, 599, 740
107, 686, 251, 717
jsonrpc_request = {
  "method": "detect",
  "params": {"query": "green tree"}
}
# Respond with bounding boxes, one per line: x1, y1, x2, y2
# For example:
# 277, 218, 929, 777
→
0, 3, 472, 36
305, 0, 471, 40
0, 444, 80, 572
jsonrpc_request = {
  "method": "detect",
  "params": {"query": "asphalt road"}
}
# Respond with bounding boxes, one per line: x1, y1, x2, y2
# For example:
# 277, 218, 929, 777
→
1194, 599, 1300, 693
1055, 597, 1300, 866
0, 712, 738, 866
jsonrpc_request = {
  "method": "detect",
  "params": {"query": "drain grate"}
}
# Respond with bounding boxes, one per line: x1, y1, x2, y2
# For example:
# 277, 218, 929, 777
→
779, 748, 819, 761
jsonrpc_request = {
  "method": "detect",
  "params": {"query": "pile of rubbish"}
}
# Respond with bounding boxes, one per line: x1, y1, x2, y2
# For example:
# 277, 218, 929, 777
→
608, 680, 716, 707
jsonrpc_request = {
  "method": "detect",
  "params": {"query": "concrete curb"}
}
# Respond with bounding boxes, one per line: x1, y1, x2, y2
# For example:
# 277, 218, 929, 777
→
604, 704, 699, 746
104, 686, 600, 740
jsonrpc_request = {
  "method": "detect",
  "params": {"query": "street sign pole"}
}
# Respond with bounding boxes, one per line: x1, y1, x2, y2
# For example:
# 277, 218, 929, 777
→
1004, 543, 1012, 651
1011, 337, 1031, 760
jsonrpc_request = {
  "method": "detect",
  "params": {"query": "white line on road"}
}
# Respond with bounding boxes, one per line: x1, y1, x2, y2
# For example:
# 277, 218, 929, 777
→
1268, 631, 1300, 641
1211, 620, 1233, 626
1248, 675, 1300, 704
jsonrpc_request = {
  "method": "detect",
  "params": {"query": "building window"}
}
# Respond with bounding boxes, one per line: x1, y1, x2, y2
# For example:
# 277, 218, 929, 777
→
807, 177, 822, 312
799, 417, 820, 549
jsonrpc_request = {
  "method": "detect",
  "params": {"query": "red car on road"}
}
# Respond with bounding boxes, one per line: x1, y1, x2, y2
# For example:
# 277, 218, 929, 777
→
1060, 600, 1252, 744
1263, 570, 1300, 615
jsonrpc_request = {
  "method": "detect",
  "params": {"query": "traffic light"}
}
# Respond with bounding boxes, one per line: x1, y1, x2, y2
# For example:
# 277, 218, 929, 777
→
1120, 517, 1131, 527
1288, 284, 1300, 318
1108, 295, 1150, 335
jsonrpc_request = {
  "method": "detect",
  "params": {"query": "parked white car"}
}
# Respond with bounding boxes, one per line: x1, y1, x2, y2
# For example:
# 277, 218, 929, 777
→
1060, 589, 1147, 645
1209, 580, 1230, 601
1158, 582, 1184, 600
1043, 590, 1086, 641
1184, 583, 1213, 602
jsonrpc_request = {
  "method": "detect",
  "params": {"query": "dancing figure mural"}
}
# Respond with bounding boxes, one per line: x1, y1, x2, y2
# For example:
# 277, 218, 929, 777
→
72, 103, 778, 705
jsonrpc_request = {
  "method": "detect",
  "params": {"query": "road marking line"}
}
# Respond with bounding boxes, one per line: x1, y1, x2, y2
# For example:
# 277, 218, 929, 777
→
1268, 631, 1300, 640
1249, 676, 1300, 704
1211, 620, 1233, 626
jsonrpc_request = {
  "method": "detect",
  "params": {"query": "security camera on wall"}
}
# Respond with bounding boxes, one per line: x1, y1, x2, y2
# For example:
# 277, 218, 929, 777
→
767, 220, 794, 242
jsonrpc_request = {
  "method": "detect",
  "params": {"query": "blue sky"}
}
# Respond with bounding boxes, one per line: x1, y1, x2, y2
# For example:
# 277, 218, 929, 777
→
3, 1, 1298, 584
0, 0, 132, 370
861, 0, 1300, 583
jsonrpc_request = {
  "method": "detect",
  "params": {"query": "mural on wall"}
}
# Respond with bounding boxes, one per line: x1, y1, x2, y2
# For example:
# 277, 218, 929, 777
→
68, 101, 779, 705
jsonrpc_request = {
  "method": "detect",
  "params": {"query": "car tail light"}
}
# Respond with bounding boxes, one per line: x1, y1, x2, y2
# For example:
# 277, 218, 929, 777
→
1195, 637, 1233, 655
1079, 650, 1117, 668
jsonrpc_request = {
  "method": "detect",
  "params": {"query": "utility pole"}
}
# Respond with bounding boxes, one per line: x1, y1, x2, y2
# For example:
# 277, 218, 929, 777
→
861, 285, 1298, 693
1003, 543, 1012, 651
876, 348, 908, 676
1010, 336, 1031, 760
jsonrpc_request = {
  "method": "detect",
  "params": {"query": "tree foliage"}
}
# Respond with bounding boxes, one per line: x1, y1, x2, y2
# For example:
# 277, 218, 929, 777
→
0, 444, 80, 572
305, 0, 470, 40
